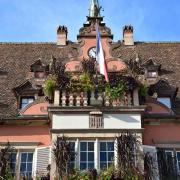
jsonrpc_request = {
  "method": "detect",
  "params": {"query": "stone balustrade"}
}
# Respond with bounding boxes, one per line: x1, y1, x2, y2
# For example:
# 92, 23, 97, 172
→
54, 90, 134, 107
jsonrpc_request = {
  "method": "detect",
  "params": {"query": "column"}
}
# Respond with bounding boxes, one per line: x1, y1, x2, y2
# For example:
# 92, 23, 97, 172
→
75, 138, 79, 169
114, 138, 118, 169
94, 138, 99, 170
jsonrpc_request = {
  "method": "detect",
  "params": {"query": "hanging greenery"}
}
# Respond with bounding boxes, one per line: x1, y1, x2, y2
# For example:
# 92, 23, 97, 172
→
105, 80, 127, 100
43, 76, 57, 99
79, 72, 95, 92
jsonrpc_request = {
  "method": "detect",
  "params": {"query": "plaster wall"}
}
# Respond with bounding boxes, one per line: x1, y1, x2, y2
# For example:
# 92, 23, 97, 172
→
143, 123, 180, 146
52, 113, 141, 130
0, 126, 51, 147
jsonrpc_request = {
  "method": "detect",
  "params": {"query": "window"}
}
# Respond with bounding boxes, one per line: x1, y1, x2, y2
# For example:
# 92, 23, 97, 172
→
9, 153, 17, 177
69, 142, 76, 169
176, 152, 180, 171
34, 72, 46, 79
100, 141, 114, 170
147, 71, 158, 78
80, 142, 94, 170
20, 152, 33, 178
157, 97, 171, 109
20, 97, 34, 109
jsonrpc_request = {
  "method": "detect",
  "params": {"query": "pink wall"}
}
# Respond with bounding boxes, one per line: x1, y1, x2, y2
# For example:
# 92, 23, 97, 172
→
143, 124, 180, 145
0, 126, 51, 147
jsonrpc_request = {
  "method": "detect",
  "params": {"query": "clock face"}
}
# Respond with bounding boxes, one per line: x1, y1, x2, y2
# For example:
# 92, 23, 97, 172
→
88, 47, 96, 58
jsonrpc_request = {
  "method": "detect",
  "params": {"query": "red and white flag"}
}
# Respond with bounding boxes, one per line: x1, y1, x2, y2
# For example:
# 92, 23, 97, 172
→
96, 24, 109, 82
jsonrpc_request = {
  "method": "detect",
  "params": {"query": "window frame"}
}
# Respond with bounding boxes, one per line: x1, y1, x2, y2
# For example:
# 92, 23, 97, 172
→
79, 141, 95, 170
20, 96, 35, 109
19, 151, 34, 178
176, 151, 180, 172
99, 140, 115, 170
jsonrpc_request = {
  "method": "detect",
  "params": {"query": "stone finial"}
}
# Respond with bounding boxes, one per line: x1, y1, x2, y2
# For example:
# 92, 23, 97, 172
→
123, 25, 134, 46
57, 25, 68, 46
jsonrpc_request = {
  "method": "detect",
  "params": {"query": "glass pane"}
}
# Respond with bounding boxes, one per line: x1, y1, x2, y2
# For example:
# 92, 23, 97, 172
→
108, 152, 114, 161
177, 152, 180, 160
70, 142, 75, 151
100, 152, 107, 161
100, 142, 106, 151
80, 163, 86, 170
108, 162, 113, 168
21, 153, 27, 162
88, 163, 94, 169
9, 163, 16, 172
88, 152, 94, 161
80, 152, 86, 161
100, 162, 107, 170
27, 163, 32, 171
28, 99, 34, 103
178, 162, 180, 170
10, 153, 16, 162
27, 153, 33, 162
107, 142, 114, 151
20, 163, 26, 172
22, 99, 28, 103
88, 142, 94, 151
80, 142, 87, 151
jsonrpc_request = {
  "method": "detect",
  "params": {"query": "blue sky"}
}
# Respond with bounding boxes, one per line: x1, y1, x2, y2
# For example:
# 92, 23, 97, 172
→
0, 0, 180, 42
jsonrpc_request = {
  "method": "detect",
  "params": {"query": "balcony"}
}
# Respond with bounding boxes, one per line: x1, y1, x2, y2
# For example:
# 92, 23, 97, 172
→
53, 89, 139, 107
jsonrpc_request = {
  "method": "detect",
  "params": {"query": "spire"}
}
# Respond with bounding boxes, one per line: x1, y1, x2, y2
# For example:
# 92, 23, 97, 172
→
89, 0, 101, 17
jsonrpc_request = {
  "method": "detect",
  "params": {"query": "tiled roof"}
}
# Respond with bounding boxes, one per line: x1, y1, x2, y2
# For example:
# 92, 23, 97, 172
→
0, 41, 180, 118
0, 42, 79, 118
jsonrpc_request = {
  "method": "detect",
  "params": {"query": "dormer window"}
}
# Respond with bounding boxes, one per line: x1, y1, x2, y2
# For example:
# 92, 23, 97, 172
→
157, 97, 171, 109
20, 97, 34, 109
30, 59, 49, 79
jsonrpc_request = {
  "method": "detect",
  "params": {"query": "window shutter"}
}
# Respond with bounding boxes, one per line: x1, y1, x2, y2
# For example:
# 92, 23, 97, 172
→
143, 145, 159, 180
35, 147, 51, 177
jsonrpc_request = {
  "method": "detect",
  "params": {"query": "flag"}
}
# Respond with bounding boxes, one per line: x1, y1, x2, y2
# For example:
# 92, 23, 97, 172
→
96, 24, 109, 82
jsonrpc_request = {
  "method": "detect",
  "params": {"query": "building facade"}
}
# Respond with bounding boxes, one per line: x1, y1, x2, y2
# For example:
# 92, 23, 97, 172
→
0, 0, 180, 179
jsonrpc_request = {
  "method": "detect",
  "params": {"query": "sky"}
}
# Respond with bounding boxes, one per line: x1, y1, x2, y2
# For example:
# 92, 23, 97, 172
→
0, 0, 180, 42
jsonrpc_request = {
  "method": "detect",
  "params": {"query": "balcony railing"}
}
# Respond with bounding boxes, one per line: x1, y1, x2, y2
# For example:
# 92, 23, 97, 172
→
54, 90, 137, 107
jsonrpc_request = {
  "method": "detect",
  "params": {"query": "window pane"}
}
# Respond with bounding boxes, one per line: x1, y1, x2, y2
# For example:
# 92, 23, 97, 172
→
21, 153, 27, 162
27, 153, 33, 162
157, 98, 171, 108
107, 142, 114, 151
88, 152, 94, 161
100, 142, 106, 151
10, 153, 16, 162
177, 152, 180, 160
80, 152, 86, 161
88, 142, 94, 151
20, 163, 26, 172
178, 162, 180, 170
88, 163, 94, 169
27, 163, 32, 172
80, 142, 87, 151
108, 152, 114, 161
80, 163, 86, 170
28, 99, 34, 104
22, 99, 28, 103
100, 162, 107, 170
100, 152, 107, 161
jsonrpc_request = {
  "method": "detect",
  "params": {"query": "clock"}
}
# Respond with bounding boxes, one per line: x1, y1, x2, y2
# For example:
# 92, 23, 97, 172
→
88, 47, 96, 58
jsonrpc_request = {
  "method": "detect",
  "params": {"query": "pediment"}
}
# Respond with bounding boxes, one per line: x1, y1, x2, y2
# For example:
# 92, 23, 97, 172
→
14, 81, 39, 95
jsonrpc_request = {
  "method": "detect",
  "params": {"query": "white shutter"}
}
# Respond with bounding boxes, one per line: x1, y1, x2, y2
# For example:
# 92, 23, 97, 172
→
143, 145, 160, 180
34, 147, 51, 177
